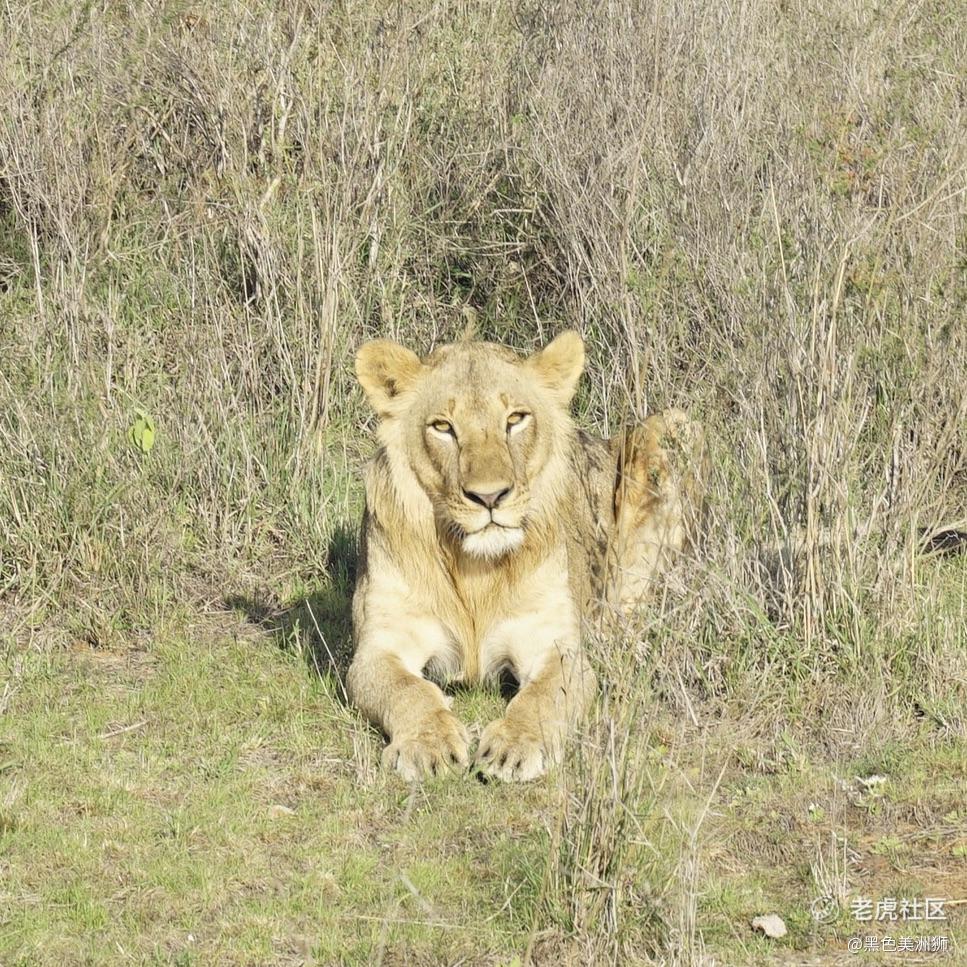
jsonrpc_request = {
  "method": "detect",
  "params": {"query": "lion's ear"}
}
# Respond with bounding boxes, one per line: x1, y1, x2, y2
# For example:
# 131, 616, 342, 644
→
355, 340, 424, 416
526, 330, 585, 402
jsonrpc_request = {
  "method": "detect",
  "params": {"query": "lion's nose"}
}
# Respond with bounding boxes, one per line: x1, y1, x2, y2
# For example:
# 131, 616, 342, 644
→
463, 486, 513, 510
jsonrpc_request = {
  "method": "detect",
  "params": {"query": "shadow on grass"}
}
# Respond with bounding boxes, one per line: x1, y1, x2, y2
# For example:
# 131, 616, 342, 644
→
225, 523, 358, 701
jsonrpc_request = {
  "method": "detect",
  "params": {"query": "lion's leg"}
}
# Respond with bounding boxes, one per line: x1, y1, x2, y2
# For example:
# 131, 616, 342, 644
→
610, 409, 706, 614
476, 646, 596, 782
347, 627, 470, 781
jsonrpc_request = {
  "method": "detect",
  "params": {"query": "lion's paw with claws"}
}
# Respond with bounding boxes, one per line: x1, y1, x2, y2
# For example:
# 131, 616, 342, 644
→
382, 708, 470, 781
475, 716, 556, 782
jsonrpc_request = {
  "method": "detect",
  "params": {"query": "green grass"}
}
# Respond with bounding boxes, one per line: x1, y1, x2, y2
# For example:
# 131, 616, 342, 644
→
2, 598, 965, 962
1, 628, 558, 964
1, 0, 965, 962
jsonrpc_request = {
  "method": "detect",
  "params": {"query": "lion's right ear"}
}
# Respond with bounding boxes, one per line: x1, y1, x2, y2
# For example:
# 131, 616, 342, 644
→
355, 340, 425, 416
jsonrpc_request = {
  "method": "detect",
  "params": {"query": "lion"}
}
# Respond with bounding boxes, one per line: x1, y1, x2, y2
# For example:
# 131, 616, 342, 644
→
346, 330, 705, 782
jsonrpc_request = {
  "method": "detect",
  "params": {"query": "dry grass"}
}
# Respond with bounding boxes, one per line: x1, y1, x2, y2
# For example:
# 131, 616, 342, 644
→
1, 0, 965, 963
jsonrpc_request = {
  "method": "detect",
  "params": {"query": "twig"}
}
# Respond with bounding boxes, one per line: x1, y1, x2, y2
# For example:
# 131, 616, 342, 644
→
98, 719, 148, 739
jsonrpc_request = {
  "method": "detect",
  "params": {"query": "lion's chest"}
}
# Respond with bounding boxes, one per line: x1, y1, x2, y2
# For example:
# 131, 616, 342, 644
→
428, 545, 578, 685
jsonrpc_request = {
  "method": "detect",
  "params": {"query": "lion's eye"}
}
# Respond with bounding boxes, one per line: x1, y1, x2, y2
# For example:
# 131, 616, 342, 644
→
429, 419, 455, 436
506, 411, 530, 432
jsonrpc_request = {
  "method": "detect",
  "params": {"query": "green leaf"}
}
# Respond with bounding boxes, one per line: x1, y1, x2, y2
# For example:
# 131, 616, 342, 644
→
128, 412, 157, 454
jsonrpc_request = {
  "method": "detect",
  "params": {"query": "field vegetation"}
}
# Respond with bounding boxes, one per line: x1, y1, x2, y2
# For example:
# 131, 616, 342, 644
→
1, 0, 964, 963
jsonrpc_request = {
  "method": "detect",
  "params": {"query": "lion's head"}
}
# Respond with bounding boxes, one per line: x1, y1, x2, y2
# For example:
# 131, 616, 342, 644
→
355, 331, 585, 560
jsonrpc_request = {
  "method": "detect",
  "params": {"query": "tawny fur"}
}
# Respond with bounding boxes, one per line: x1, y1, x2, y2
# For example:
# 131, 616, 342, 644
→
347, 331, 704, 782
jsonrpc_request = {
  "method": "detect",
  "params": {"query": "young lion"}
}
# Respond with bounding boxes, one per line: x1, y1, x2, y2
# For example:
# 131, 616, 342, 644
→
347, 331, 704, 782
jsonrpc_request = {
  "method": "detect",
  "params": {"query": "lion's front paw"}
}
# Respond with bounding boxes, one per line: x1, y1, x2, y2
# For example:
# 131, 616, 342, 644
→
475, 717, 555, 782
382, 709, 470, 781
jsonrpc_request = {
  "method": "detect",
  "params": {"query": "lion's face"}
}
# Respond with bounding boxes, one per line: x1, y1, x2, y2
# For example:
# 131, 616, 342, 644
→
356, 332, 585, 560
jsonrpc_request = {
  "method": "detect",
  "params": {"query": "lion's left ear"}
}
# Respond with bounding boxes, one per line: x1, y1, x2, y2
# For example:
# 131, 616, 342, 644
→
355, 339, 425, 417
525, 330, 585, 403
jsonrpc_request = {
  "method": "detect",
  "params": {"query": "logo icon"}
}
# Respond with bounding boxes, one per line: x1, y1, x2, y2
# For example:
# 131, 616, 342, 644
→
811, 895, 840, 924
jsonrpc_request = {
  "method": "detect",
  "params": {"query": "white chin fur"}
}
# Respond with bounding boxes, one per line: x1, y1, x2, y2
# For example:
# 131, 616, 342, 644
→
462, 526, 525, 559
